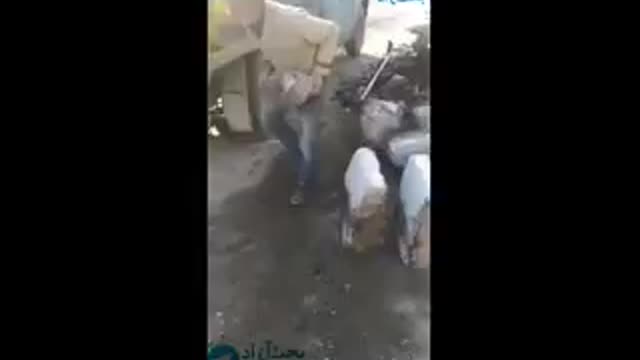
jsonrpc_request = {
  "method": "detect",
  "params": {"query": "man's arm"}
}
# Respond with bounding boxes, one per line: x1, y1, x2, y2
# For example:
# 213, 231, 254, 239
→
301, 15, 340, 77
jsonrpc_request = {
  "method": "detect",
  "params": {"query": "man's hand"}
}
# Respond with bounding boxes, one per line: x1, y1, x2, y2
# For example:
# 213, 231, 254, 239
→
310, 68, 324, 97
280, 71, 323, 106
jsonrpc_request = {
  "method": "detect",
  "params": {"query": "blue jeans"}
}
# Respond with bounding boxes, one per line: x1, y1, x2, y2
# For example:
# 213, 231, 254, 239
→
264, 97, 321, 189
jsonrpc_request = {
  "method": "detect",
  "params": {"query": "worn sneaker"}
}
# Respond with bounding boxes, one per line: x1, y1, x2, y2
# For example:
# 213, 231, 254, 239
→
289, 187, 305, 206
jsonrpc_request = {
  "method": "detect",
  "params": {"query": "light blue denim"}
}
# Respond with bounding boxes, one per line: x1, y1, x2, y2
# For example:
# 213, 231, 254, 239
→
264, 96, 321, 189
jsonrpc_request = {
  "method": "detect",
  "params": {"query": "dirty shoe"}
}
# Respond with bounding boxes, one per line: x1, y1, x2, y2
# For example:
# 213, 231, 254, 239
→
289, 187, 305, 206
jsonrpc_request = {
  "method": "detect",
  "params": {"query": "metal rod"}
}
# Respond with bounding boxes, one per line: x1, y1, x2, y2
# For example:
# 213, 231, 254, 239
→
359, 41, 394, 102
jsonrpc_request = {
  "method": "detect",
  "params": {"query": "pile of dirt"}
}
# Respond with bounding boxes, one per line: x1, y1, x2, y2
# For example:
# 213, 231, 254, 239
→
333, 32, 430, 111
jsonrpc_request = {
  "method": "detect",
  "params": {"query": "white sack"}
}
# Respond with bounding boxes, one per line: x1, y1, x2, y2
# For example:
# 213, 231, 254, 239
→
387, 130, 430, 168
344, 147, 388, 219
400, 154, 431, 240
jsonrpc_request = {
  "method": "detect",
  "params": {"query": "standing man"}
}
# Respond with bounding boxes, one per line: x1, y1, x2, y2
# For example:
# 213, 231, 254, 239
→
260, 0, 340, 206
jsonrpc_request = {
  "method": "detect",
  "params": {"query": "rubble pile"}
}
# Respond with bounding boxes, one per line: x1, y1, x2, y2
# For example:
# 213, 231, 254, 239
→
360, 99, 406, 148
334, 36, 430, 111
339, 31, 430, 268
409, 25, 430, 94
336, 30, 430, 157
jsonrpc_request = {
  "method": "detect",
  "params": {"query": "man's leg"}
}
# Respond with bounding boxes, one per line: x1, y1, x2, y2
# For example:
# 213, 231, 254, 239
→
263, 100, 305, 171
272, 114, 304, 170
262, 78, 324, 206
289, 97, 322, 205
265, 103, 319, 207
297, 115, 319, 189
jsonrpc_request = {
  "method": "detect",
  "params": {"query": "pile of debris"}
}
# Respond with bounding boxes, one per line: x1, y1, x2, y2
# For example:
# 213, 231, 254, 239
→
335, 35, 430, 166
334, 34, 430, 111
338, 34, 430, 269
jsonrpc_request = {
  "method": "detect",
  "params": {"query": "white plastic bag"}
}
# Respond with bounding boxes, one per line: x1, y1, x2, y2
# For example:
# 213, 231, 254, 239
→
360, 98, 405, 147
344, 148, 388, 219
399, 154, 431, 268
387, 130, 430, 168
399, 204, 430, 268
400, 154, 431, 239
413, 205, 430, 268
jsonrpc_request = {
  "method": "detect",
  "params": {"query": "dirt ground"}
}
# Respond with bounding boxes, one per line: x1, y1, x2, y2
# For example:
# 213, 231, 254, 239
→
209, 2, 430, 359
